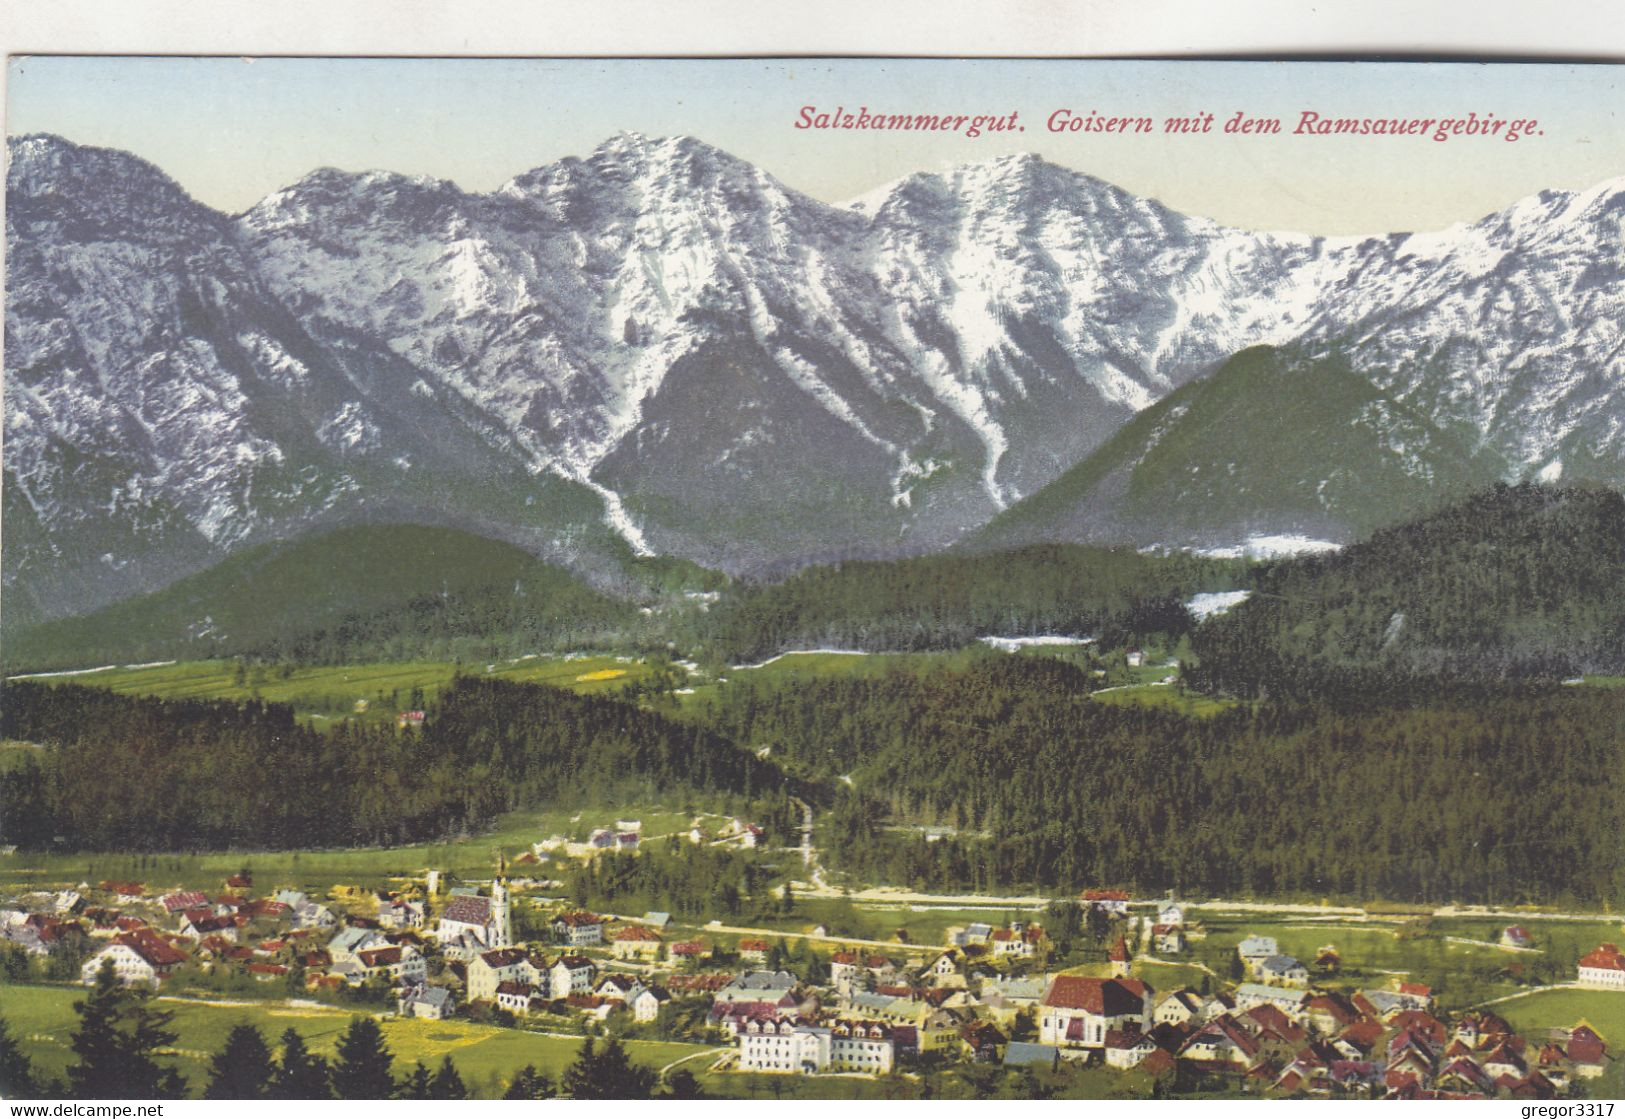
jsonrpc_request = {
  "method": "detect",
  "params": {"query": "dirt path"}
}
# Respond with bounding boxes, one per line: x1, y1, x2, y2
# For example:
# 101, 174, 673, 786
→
1476, 982, 1579, 1008
660, 1045, 731, 1077
1445, 935, 1543, 953
700, 921, 949, 952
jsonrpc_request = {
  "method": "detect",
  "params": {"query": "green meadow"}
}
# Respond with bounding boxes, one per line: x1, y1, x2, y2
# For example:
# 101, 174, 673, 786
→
0, 982, 710, 1099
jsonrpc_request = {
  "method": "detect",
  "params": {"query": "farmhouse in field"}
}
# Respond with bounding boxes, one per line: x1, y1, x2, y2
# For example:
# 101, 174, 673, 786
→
1577, 943, 1625, 989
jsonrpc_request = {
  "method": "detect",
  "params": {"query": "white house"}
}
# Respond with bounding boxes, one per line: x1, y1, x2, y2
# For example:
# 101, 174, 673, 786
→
1154, 989, 1203, 1027
551, 955, 597, 997
1256, 955, 1310, 987
632, 985, 672, 1023
495, 980, 538, 1016
830, 1020, 894, 1073
553, 912, 604, 947
398, 984, 454, 1020
738, 1018, 894, 1075
81, 932, 185, 988
354, 945, 426, 986
739, 1018, 827, 1073
1578, 944, 1625, 989
468, 946, 531, 1001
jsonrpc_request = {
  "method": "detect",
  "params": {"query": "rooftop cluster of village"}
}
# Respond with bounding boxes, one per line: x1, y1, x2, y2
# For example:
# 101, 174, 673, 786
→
4, 863, 1620, 1100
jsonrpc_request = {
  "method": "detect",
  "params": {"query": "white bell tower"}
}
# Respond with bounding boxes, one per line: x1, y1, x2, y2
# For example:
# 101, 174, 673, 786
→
490, 852, 512, 949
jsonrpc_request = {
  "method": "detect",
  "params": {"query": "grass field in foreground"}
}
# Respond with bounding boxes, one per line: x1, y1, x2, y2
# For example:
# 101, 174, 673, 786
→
0, 982, 709, 1098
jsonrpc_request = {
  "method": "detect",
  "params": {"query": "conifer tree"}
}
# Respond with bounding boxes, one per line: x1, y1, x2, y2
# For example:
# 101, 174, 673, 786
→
503, 1064, 555, 1100
428, 1055, 468, 1100
330, 1017, 397, 1100
203, 1024, 274, 1099
67, 962, 186, 1099
269, 1028, 330, 1099
0, 1016, 42, 1098
400, 1062, 433, 1100
561, 1036, 657, 1099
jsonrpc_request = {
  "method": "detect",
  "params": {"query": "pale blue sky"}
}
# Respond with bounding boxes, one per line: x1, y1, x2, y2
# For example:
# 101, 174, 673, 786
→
8, 57, 1622, 233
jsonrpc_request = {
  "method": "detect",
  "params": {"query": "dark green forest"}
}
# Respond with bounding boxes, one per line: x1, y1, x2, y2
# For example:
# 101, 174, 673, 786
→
0, 676, 786, 851
5, 660, 1621, 906
1185, 483, 1625, 700
688, 545, 1239, 663
701, 655, 1625, 905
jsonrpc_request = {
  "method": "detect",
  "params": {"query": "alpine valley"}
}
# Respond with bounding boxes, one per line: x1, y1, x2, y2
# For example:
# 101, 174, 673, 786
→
5, 132, 1624, 631
7, 121, 1625, 1107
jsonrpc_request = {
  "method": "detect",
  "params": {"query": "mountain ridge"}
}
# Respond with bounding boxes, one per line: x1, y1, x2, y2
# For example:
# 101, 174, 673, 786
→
7, 131, 1623, 622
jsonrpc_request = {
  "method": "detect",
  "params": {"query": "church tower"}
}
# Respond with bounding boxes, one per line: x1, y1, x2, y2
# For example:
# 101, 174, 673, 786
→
490, 852, 512, 949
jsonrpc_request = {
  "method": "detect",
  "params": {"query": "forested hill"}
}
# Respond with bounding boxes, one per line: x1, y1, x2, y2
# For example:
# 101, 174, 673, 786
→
1184, 483, 1625, 699
0, 676, 788, 851
691, 545, 1243, 663
694, 654, 1625, 905
2, 524, 640, 671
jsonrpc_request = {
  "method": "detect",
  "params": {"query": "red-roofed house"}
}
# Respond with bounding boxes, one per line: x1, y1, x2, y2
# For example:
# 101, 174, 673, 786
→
1039, 975, 1152, 1049
1081, 889, 1131, 916
1578, 944, 1625, 989
737, 938, 769, 964
1179, 1015, 1262, 1067
1566, 1024, 1609, 1079
80, 930, 186, 988
248, 962, 289, 982
355, 944, 426, 985
160, 890, 209, 916
612, 925, 664, 961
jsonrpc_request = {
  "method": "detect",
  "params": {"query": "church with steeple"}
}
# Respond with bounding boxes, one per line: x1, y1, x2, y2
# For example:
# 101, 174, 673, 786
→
433, 853, 513, 960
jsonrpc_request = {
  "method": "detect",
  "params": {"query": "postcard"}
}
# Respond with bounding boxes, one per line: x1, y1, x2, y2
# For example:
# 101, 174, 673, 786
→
1, 56, 1621, 1103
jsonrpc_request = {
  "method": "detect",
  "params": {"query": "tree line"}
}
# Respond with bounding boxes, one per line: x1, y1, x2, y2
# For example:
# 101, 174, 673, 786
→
0, 675, 789, 851
698, 654, 1625, 906
687, 543, 1241, 663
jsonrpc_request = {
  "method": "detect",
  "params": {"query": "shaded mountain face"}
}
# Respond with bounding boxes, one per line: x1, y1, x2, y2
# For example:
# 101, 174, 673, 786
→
970, 346, 1514, 552
6, 131, 1623, 622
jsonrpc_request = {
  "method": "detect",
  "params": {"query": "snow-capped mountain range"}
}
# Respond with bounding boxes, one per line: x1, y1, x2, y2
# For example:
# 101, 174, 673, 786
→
6, 131, 1623, 622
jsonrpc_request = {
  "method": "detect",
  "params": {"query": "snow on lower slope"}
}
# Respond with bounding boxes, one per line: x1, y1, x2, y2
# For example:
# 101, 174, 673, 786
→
1186, 590, 1253, 620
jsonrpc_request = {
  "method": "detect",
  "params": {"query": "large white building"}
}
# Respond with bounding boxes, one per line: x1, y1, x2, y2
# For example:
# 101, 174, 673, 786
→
468, 946, 532, 1001
737, 1018, 894, 1074
1578, 943, 1625, 989
81, 932, 186, 989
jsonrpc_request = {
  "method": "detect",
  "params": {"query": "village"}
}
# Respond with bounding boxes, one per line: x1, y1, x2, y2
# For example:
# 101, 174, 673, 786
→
2, 814, 1622, 1102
